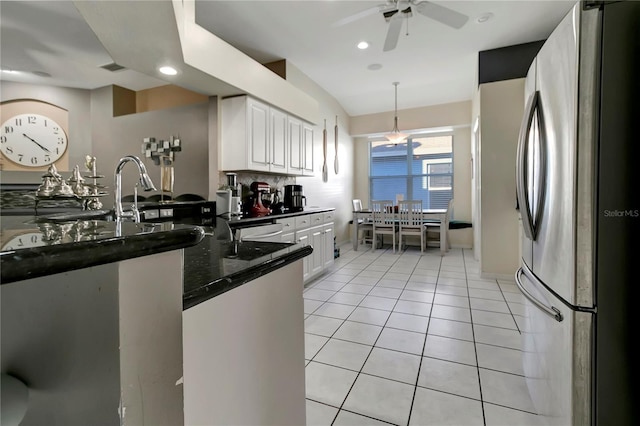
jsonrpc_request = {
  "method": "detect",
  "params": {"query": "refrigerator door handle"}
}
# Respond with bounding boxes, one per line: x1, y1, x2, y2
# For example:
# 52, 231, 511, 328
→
516, 91, 547, 241
515, 267, 563, 322
516, 92, 537, 240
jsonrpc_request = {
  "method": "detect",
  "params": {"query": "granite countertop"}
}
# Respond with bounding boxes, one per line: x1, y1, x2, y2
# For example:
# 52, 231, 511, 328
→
0, 213, 313, 310
0, 215, 205, 284
182, 235, 312, 310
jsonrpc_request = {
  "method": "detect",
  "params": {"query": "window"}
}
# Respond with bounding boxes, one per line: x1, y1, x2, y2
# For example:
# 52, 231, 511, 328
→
369, 134, 453, 209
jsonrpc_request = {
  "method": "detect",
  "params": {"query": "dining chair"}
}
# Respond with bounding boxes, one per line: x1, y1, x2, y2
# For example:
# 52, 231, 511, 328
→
352, 199, 375, 247
425, 198, 453, 252
371, 200, 398, 253
398, 200, 426, 253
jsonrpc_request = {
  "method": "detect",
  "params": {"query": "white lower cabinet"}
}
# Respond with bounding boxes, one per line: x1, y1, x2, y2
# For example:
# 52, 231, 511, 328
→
310, 225, 325, 277
277, 211, 335, 283
323, 223, 334, 270
296, 228, 311, 282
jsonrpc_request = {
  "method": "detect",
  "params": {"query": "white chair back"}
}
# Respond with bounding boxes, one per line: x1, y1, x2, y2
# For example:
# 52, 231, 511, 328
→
371, 200, 395, 226
371, 200, 397, 252
398, 200, 423, 226
352, 199, 363, 211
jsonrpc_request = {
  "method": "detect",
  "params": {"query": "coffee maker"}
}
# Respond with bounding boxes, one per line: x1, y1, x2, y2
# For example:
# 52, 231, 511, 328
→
283, 184, 306, 212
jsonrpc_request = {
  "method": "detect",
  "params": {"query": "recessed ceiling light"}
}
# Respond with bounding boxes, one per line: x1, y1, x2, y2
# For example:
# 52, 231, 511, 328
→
159, 66, 178, 76
367, 63, 382, 71
357, 41, 369, 50
1, 69, 20, 74
476, 12, 494, 23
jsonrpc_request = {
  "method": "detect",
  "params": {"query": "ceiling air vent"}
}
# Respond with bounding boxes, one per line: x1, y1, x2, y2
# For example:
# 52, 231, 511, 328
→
100, 62, 126, 72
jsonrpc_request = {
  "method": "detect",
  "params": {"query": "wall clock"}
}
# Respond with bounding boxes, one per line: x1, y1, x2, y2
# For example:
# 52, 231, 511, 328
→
0, 99, 70, 172
1, 113, 68, 168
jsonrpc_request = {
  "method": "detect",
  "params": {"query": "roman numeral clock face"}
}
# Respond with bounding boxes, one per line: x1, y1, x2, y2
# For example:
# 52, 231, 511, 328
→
0, 113, 68, 167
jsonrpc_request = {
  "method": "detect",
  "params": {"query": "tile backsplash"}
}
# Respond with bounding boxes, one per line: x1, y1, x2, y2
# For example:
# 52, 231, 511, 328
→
218, 172, 296, 199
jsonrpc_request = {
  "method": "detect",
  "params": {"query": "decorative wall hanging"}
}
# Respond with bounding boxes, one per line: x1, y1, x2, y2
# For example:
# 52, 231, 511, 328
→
334, 115, 339, 174
322, 119, 328, 182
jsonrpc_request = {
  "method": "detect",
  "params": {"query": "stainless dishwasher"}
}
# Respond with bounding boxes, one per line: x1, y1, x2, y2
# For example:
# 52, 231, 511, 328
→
234, 223, 284, 242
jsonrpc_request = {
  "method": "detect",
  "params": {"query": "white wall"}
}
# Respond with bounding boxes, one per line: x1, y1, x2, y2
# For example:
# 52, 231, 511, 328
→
284, 63, 355, 245
478, 78, 524, 277
471, 87, 482, 261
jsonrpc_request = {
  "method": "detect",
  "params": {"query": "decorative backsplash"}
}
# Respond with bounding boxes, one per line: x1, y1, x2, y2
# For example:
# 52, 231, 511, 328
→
218, 171, 296, 199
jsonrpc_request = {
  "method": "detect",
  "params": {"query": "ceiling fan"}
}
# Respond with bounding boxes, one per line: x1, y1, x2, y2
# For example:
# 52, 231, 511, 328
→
334, 0, 469, 52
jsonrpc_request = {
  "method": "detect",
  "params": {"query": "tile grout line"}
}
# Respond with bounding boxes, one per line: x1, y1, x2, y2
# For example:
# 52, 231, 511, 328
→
308, 247, 488, 425
462, 248, 488, 426
405, 251, 443, 426
329, 249, 419, 426
305, 247, 381, 367
305, 245, 394, 425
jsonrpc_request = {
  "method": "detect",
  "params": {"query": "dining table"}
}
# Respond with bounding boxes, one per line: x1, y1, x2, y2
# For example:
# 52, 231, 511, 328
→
352, 209, 449, 254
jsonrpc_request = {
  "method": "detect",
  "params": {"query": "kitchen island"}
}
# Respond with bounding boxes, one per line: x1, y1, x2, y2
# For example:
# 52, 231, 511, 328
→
0, 213, 312, 425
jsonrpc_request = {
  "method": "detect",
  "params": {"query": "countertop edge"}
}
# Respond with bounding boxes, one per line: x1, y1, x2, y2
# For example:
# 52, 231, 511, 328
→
183, 244, 313, 310
0, 226, 205, 285
224, 207, 336, 226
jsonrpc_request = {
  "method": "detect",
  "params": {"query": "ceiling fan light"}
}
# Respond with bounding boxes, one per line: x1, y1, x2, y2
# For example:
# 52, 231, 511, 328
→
385, 130, 409, 144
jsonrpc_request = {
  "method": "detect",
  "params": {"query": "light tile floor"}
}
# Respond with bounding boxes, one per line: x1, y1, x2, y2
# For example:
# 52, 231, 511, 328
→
304, 244, 545, 426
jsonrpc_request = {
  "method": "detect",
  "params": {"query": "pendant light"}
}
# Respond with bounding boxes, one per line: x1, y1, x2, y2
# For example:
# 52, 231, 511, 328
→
385, 82, 408, 144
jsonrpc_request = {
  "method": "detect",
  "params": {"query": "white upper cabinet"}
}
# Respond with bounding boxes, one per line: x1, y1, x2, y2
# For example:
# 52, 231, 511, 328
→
302, 123, 314, 176
270, 107, 288, 173
288, 117, 315, 176
221, 95, 313, 175
288, 115, 303, 175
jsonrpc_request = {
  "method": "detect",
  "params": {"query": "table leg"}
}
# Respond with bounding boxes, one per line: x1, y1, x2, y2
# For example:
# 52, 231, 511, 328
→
440, 218, 446, 254
352, 220, 358, 251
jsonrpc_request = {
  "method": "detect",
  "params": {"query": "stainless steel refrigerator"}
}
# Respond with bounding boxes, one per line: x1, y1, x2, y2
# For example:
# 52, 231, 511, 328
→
515, 1, 639, 425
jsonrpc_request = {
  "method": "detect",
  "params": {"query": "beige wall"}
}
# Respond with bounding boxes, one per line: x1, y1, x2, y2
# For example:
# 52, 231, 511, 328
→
478, 78, 524, 277
351, 101, 473, 248
0, 81, 92, 183
1, 81, 210, 207
90, 86, 209, 207
350, 101, 471, 136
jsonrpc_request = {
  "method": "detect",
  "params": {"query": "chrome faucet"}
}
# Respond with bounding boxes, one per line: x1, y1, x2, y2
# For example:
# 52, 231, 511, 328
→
114, 155, 156, 222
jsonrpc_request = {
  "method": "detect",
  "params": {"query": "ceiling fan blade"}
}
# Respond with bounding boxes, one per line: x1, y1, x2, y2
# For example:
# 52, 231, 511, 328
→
333, 5, 381, 27
333, 2, 398, 27
413, 1, 468, 29
383, 14, 403, 52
